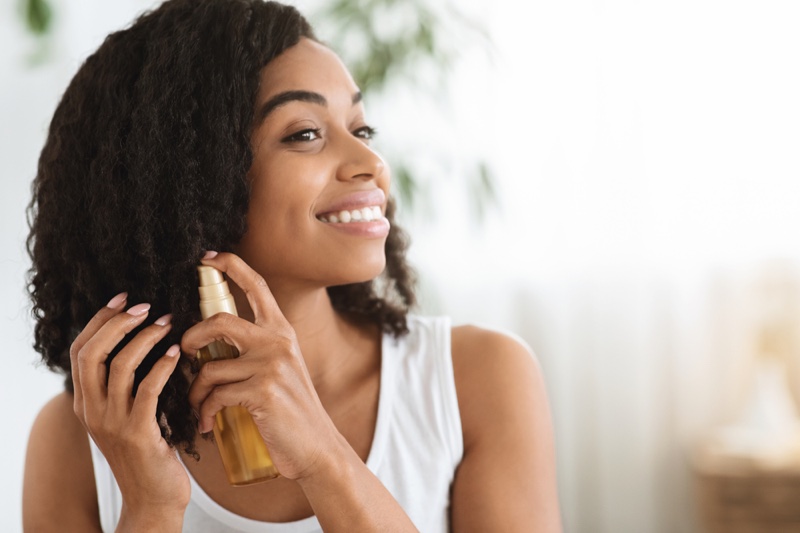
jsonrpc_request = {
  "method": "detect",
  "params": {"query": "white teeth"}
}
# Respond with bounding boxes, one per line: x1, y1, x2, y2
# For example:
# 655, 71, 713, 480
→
318, 206, 384, 224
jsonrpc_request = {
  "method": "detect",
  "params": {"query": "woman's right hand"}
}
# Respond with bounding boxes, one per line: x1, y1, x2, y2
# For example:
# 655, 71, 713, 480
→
70, 292, 189, 528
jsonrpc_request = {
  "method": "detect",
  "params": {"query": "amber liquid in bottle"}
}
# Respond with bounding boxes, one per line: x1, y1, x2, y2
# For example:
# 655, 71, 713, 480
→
197, 266, 280, 486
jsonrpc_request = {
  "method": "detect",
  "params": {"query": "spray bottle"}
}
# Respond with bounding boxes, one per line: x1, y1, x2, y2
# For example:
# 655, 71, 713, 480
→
196, 265, 280, 485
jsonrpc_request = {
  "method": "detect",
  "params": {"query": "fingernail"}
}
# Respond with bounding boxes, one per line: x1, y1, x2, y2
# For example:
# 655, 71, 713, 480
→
165, 344, 180, 357
202, 250, 218, 260
155, 313, 173, 326
126, 303, 151, 316
106, 292, 128, 309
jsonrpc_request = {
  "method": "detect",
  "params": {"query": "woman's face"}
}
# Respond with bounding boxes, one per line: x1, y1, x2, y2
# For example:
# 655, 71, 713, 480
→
235, 38, 391, 291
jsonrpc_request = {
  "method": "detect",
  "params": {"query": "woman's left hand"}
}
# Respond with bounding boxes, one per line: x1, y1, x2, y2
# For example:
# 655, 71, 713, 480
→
180, 251, 344, 481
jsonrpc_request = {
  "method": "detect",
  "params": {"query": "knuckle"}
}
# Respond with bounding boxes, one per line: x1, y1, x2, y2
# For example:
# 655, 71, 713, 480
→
260, 380, 283, 407
136, 379, 161, 398
186, 388, 200, 409
203, 388, 226, 413
76, 342, 93, 365
137, 328, 161, 348
72, 399, 84, 420
69, 340, 82, 362
252, 272, 268, 290
220, 312, 236, 328
128, 328, 167, 354
208, 387, 230, 414
196, 359, 219, 382
113, 313, 143, 336
272, 362, 297, 391
108, 355, 135, 377
206, 387, 222, 406
273, 334, 296, 357
226, 252, 241, 268
268, 349, 292, 373
209, 312, 234, 329
70, 371, 81, 390
254, 373, 274, 393
275, 334, 294, 354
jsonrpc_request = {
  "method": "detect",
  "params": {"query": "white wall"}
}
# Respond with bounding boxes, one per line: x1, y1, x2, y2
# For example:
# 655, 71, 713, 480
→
0, 1, 161, 529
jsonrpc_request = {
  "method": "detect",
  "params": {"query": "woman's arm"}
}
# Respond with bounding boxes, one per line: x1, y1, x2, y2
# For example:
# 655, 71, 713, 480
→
184, 252, 418, 532
450, 326, 563, 532
26, 295, 190, 533
295, 440, 419, 532
23, 392, 102, 532
23, 391, 184, 533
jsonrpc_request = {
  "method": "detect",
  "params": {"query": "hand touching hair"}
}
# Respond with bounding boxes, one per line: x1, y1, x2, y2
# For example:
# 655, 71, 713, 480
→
25, 0, 415, 457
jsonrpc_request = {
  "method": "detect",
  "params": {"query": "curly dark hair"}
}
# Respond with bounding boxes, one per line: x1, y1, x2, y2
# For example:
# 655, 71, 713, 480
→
25, 0, 416, 456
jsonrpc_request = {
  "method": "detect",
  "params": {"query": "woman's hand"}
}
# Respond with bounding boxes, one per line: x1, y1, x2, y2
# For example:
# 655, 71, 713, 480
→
181, 251, 345, 481
70, 294, 189, 525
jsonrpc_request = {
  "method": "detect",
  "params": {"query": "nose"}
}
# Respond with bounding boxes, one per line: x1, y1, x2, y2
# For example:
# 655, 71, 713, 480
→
335, 131, 386, 183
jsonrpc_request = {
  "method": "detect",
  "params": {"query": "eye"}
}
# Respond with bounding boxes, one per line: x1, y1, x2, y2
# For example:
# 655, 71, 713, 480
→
353, 125, 378, 141
281, 128, 322, 143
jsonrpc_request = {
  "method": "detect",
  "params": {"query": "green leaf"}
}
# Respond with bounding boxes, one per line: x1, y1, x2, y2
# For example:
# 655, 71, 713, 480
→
470, 161, 499, 223
22, 0, 52, 36
393, 164, 419, 210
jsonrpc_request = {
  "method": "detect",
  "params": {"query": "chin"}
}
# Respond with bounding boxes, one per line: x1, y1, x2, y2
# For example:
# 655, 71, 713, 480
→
326, 255, 387, 287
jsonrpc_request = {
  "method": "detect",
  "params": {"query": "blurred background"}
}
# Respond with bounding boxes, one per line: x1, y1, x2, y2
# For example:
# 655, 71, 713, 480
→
3, 0, 800, 532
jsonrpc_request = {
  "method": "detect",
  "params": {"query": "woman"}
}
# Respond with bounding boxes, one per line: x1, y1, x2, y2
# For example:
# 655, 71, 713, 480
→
22, 1, 561, 531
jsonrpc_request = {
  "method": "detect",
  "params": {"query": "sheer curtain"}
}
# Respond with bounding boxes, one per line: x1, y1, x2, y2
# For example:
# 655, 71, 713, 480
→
400, 1, 800, 532
412, 264, 800, 533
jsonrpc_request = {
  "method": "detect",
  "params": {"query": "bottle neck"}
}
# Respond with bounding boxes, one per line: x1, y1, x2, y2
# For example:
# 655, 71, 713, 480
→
197, 266, 239, 319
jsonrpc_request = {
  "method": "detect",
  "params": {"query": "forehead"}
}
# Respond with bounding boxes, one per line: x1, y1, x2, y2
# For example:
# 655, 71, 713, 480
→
256, 38, 359, 103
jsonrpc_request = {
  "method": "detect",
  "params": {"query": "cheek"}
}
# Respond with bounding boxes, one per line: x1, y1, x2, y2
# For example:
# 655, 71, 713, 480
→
244, 182, 283, 239
249, 150, 330, 199
247, 159, 307, 218
241, 157, 324, 252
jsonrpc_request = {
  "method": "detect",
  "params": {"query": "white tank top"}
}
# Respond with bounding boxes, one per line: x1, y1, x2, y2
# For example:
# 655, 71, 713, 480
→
90, 315, 463, 532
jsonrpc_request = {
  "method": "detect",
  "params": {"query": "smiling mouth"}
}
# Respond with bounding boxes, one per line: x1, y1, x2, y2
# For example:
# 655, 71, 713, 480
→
316, 206, 384, 223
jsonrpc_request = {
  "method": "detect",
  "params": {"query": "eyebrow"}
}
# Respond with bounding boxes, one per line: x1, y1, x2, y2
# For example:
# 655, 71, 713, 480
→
256, 90, 363, 124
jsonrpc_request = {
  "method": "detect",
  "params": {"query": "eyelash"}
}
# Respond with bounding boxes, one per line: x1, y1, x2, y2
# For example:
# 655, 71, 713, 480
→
354, 125, 378, 140
281, 125, 378, 144
282, 128, 321, 143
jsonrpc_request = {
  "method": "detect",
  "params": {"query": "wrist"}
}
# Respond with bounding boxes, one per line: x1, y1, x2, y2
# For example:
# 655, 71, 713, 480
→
293, 433, 418, 531
296, 431, 359, 490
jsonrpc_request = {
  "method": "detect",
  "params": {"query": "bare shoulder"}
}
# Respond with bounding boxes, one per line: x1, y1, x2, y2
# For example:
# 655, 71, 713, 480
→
450, 324, 538, 367
450, 325, 546, 445
23, 391, 101, 532
449, 325, 562, 532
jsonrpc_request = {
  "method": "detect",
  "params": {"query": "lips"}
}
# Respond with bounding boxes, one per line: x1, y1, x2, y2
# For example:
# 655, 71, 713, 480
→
315, 189, 386, 220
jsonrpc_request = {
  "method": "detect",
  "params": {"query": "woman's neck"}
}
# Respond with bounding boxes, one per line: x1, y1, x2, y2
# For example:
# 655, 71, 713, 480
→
228, 280, 376, 393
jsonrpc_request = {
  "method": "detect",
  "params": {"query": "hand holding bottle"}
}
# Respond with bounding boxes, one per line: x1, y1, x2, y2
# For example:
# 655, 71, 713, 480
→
181, 251, 347, 482
69, 294, 189, 526
194, 264, 280, 485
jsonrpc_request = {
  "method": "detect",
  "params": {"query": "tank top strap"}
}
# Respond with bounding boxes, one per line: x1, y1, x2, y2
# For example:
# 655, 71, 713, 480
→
427, 315, 463, 465
89, 438, 123, 533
